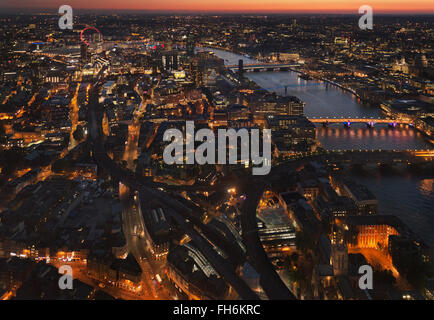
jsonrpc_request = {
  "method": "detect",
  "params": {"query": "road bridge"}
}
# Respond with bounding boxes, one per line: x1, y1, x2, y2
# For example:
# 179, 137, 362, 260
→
308, 117, 413, 128
277, 149, 434, 168
227, 62, 300, 72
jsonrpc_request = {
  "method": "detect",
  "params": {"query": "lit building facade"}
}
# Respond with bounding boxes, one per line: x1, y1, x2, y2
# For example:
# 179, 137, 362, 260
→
339, 216, 402, 250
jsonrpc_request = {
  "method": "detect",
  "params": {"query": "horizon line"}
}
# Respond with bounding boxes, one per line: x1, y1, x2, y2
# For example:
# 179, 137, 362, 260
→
2, 8, 434, 15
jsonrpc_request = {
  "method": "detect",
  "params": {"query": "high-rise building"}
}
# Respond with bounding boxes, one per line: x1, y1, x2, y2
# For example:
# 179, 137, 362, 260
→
238, 59, 244, 77
161, 52, 180, 71
186, 34, 195, 57
80, 43, 88, 63
92, 32, 103, 43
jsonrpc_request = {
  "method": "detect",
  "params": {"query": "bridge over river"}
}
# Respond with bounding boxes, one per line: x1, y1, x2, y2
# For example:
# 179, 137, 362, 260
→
227, 62, 299, 72
308, 117, 413, 129
278, 149, 434, 167
308, 117, 411, 125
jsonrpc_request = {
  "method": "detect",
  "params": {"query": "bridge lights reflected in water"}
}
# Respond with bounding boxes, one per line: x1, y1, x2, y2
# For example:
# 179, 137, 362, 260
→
317, 124, 433, 151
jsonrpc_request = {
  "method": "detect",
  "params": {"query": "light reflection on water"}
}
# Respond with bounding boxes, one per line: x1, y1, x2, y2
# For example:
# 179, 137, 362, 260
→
316, 123, 433, 151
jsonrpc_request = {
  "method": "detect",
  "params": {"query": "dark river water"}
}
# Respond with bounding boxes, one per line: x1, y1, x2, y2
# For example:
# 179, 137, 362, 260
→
203, 47, 434, 254
351, 173, 434, 256
202, 48, 433, 150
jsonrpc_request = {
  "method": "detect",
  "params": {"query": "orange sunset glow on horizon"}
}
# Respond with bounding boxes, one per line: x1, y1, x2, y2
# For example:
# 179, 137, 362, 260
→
1, 0, 434, 13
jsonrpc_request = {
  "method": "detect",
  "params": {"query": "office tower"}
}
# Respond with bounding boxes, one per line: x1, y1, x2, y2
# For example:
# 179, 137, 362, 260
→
186, 34, 195, 57
80, 43, 88, 63
238, 59, 244, 77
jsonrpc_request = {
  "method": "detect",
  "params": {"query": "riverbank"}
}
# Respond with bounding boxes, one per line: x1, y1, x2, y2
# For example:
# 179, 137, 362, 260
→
288, 66, 362, 99
319, 78, 360, 98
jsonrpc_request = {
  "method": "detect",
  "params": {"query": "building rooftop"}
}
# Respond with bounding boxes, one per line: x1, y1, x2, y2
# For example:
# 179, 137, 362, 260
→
343, 179, 377, 202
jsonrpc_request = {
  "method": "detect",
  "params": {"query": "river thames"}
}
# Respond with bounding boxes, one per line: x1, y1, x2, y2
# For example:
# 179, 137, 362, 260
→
202, 47, 434, 256
201, 48, 432, 150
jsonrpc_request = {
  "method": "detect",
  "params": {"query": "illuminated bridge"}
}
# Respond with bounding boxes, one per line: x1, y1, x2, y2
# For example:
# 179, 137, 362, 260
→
258, 82, 323, 91
227, 62, 300, 72
307, 117, 413, 128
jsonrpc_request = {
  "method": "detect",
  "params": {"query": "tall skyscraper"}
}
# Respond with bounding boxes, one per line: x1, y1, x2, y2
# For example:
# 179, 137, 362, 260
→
80, 43, 88, 63
162, 52, 180, 71
186, 34, 195, 57
238, 59, 244, 77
